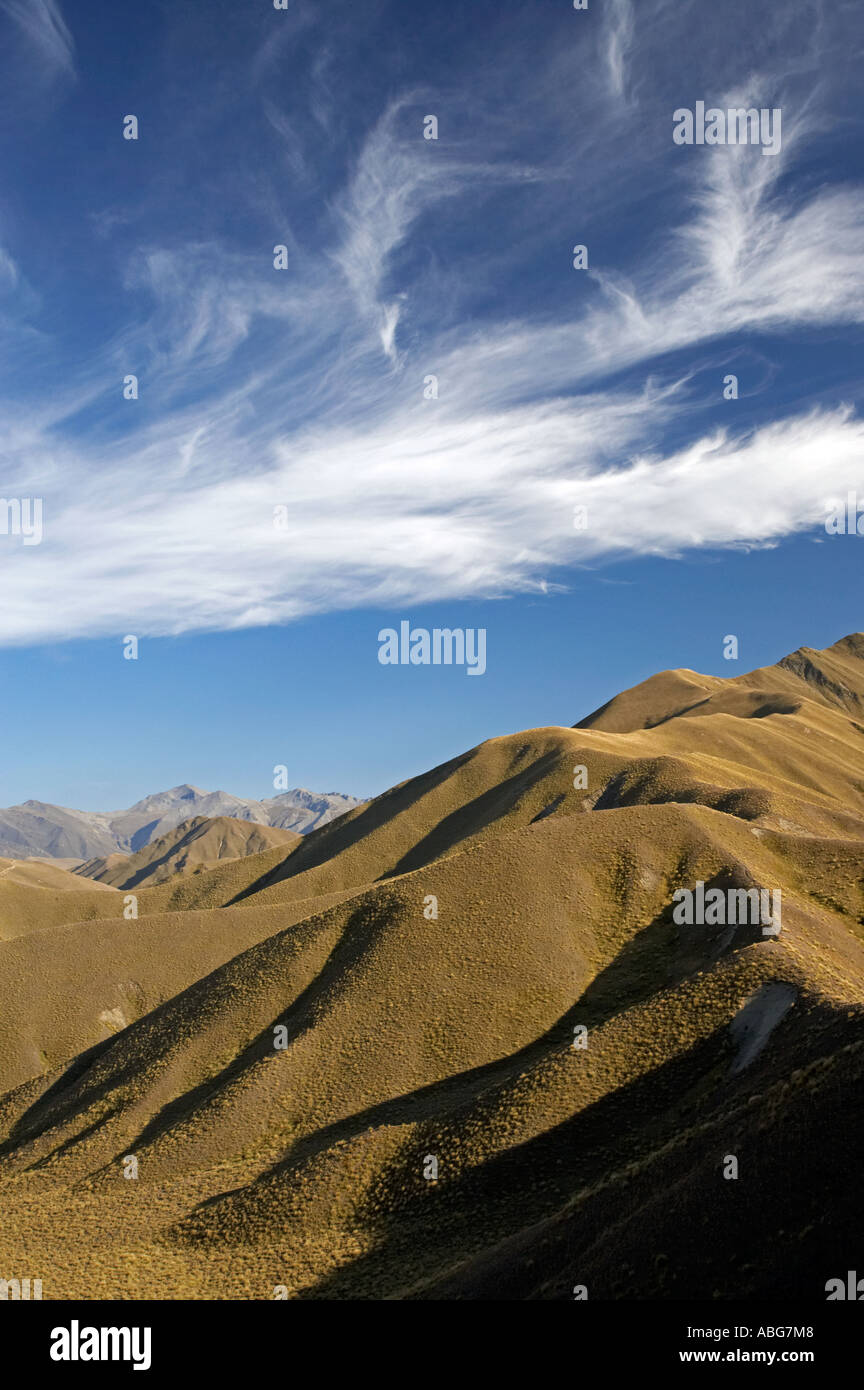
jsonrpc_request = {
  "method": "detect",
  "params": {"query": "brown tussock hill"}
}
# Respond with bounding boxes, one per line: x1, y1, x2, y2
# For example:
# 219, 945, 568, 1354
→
578, 631, 864, 733
75, 816, 301, 890
0, 858, 121, 942
0, 886, 361, 1095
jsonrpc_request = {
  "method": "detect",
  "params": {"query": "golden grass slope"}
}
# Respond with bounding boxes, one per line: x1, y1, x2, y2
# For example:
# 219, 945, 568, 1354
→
0, 887, 362, 1096
0, 801, 862, 1298
577, 631, 864, 731
2, 630, 864, 1299
0, 857, 121, 941
134, 842, 309, 914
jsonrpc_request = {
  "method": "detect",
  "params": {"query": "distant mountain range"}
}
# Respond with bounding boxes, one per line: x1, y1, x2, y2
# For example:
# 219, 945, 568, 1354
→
0, 784, 363, 860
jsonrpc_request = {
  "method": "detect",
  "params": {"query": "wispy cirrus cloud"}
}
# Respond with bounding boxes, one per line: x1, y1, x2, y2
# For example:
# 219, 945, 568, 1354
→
604, 0, 636, 103
0, 0, 75, 82
3, 390, 864, 645
0, 0, 863, 646
331, 98, 538, 363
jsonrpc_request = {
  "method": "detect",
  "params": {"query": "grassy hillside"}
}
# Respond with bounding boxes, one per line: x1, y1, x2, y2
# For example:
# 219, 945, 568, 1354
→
2, 632, 864, 1298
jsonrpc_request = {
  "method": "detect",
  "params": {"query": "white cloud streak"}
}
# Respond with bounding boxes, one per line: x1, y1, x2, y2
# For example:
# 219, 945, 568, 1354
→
0, 5, 863, 646
605, 0, 635, 103
0, 0, 75, 81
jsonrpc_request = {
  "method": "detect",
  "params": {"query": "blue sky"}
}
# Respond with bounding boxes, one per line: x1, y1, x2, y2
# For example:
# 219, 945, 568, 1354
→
0, 0, 863, 810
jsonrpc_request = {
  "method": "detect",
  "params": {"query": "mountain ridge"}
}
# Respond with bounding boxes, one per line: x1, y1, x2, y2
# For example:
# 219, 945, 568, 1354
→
0, 784, 363, 861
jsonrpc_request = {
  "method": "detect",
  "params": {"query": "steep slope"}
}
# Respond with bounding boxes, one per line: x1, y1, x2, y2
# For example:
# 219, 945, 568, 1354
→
0, 887, 361, 1095
134, 843, 312, 914
577, 631, 864, 733
576, 667, 727, 732
75, 816, 301, 890
221, 668, 864, 910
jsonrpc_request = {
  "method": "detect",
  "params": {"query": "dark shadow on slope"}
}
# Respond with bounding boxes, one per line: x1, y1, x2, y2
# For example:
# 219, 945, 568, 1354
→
26, 1106, 125, 1170
114, 821, 211, 891
0, 894, 376, 1161
413, 1008, 864, 1301
226, 750, 475, 905
644, 693, 801, 730
593, 759, 771, 822
129, 820, 160, 853
168, 880, 777, 1238
115, 898, 400, 1161
302, 1000, 859, 1299
381, 750, 564, 879
574, 865, 772, 1026
0, 862, 776, 1180
0, 1036, 142, 1162
116, 822, 301, 892
171, 1003, 729, 1243
0, 895, 394, 1169
779, 648, 864, 715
